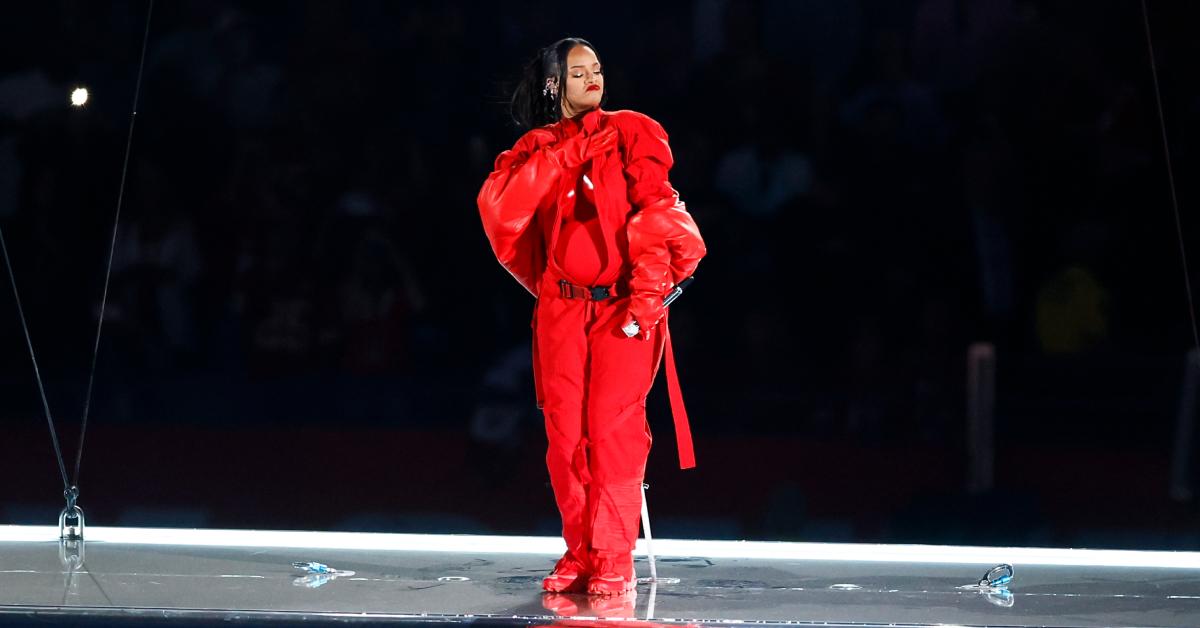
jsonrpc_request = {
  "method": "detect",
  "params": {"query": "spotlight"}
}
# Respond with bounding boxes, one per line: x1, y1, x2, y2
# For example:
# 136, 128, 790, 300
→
70, 88, 89, 107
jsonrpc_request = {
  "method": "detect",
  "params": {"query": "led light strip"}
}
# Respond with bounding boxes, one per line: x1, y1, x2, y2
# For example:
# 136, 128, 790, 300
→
2, 525, 1198, 569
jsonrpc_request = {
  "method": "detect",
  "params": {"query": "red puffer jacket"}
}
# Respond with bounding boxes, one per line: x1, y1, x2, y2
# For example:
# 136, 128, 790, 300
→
478, 108, 704, 304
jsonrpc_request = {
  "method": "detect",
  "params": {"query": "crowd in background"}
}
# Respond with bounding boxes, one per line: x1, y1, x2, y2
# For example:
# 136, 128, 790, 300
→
1, 0, 1198, 545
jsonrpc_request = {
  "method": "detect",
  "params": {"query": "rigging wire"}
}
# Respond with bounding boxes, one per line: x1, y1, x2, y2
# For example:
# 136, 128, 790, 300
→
0, 0, 155, 511
75, 0, 156, 487
0, 222, 69, 491
1140, 0, 1200, 355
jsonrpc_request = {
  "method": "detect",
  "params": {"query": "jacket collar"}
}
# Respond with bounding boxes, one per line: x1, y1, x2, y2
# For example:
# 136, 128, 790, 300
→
558, 107, 604, 136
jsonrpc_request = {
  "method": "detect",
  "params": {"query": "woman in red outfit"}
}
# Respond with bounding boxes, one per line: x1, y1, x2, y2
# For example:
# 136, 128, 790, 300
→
478, 37, 706, 596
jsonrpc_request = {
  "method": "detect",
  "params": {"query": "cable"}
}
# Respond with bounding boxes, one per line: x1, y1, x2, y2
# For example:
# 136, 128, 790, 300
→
0, 0, 155, 516
1140, 0, 1200, 355
0, 226, 70, 491
75, 0, 155, 487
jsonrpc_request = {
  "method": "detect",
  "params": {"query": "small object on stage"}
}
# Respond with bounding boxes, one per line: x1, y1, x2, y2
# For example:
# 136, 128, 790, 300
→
291, 561, 356, 588
291, 561, 355, 577
292, 561, 332, 574
978, 563, 1014, 588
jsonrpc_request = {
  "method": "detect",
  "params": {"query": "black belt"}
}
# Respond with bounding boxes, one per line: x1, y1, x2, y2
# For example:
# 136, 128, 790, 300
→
558, 279, 621, 301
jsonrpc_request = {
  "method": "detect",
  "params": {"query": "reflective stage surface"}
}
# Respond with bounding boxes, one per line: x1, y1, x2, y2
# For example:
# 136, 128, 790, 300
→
1, 526, 1199, 627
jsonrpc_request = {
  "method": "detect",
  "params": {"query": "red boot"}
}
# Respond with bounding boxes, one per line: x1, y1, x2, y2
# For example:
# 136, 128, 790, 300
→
587, 551, 636, 596
542, 551, 591, 593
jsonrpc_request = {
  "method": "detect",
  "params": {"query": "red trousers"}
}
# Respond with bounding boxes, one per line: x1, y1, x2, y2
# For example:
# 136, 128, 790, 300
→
534, 270, 664, 559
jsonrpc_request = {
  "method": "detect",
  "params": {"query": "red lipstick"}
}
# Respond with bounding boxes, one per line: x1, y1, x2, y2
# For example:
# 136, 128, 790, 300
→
586, 85, 600, 92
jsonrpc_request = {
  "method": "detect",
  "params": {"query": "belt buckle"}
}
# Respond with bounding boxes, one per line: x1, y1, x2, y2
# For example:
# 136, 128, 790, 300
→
559, 279, 572, 299
589, 285, 610, 301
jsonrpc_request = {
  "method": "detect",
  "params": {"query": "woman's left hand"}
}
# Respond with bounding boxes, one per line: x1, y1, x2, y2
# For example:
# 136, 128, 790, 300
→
621, 293, 664, 341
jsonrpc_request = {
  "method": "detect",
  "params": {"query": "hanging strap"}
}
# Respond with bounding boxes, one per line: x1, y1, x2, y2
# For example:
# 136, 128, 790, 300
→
662, 316, 695, 469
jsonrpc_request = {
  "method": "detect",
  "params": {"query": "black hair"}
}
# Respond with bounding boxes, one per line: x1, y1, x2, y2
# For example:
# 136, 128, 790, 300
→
510, 37, 605, 129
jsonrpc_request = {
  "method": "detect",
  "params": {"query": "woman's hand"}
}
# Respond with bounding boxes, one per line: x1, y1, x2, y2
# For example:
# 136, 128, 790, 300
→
621, 292, 665, 341
549, 127, 618, 169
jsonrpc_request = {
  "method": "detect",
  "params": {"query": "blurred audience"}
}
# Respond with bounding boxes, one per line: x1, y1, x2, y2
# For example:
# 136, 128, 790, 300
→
0, 0, 1193, 543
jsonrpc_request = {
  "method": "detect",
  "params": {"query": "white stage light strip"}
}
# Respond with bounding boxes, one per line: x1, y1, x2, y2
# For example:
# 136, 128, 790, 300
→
2, 525, 1199, 569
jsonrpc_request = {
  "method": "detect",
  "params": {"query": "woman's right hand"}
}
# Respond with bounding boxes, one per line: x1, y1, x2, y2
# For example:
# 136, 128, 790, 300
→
550, 127, 618, 169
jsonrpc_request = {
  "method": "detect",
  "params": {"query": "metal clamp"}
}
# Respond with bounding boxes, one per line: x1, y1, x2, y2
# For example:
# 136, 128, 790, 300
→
59, 506, 85, 541
59, 485, 84, 541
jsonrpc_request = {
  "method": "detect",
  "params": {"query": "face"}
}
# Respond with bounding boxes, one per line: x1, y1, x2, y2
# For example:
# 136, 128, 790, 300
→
559, 45, 603, 118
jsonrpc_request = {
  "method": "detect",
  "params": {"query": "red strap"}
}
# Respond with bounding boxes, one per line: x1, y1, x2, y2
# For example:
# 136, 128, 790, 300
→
662, 319, 696, 469
531, 309, 544, 409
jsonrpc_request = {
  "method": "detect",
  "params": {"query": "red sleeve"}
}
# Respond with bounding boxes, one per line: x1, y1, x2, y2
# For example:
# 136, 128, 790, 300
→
477, 129, 560, 296
620, 112, 706, 291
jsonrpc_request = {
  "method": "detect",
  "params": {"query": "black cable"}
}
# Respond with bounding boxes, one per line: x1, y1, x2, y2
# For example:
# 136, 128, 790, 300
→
0, 225, 70, 491
0, 0, 155, 509
1140, 0, 1200, 355
74, 0, 155, 487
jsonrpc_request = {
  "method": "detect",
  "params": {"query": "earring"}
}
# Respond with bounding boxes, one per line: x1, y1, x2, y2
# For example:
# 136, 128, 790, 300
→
542, 78, 558, 99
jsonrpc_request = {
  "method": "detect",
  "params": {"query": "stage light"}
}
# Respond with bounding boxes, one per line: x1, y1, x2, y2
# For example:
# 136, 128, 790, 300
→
70, 87, 89, 107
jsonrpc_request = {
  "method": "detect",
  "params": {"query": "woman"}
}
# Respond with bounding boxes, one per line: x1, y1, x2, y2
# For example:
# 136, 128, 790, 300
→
478, 37, 706, 596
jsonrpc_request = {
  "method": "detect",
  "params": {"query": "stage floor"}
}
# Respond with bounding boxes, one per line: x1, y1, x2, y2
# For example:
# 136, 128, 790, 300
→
1, 526, 1198, 627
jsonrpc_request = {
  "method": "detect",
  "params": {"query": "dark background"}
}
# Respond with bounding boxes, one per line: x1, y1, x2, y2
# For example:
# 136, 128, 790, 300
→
1, 0, 1199, 549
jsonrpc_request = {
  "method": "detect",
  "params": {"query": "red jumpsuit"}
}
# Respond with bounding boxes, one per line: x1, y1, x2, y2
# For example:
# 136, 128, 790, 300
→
478, 108, 706, 592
